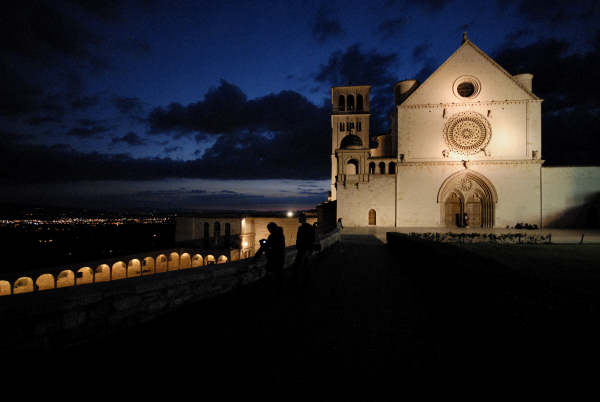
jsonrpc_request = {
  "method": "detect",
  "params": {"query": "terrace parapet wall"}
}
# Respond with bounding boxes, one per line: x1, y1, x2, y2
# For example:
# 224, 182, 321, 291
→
0, 230, 341, 351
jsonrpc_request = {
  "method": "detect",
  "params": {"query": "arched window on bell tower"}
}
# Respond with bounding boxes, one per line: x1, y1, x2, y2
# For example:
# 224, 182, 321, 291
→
347, 95, 355, 111
338, 95, 345, 112
357, 94, 363, 111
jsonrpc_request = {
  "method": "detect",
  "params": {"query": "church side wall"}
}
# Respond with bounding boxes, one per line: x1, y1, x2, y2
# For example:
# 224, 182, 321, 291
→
542, 167, 600, 228
396, 163, 541, 227
337, 175, 395, 227
482, 163, 541, 227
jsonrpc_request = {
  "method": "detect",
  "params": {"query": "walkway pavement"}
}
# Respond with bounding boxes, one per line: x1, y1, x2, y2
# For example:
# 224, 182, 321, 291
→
52, 231, 600, 384
63, 234, 427, 381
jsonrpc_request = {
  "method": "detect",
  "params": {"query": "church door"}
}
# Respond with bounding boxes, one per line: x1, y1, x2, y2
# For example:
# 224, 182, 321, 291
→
444, 193, 462, 227
466, 194, 482, 228
368, 209, 376, 225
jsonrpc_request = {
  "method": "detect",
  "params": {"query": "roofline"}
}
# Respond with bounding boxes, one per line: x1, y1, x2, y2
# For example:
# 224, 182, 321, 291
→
400, 39, 540, 105
331, 85, 372, 90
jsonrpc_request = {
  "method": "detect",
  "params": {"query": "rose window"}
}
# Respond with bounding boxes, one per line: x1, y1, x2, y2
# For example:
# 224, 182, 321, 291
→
443, 111, 491, 155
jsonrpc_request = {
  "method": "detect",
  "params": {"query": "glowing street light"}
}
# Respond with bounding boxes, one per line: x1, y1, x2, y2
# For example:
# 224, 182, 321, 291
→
286, 211, 294, 218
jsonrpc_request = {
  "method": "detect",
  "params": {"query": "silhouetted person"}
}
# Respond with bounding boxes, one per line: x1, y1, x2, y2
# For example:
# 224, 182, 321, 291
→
294, 213, 315, 284
464, 212, 469, 228
253, 222, 285, 282
337, 218, 343, 230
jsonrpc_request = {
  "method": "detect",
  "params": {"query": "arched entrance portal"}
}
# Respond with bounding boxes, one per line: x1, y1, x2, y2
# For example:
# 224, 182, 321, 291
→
438, 170, 497, 228
444, 192, 462, 227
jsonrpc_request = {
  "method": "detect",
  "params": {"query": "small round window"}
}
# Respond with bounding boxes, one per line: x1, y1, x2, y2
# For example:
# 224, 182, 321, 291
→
453, 76, 481, 99
457, 82, 475, 97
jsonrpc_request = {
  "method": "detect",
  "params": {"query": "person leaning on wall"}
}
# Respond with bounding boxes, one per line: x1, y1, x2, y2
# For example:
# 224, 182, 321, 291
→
253, 221, 286, 282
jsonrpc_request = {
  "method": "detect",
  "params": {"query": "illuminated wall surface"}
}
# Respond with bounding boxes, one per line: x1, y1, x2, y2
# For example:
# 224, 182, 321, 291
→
175, 216, 317, 257
332, 37, 600, 228
1, 250, 231, 297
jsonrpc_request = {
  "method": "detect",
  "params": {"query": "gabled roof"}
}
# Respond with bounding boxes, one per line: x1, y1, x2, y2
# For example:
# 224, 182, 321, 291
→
402, 38, 540, 105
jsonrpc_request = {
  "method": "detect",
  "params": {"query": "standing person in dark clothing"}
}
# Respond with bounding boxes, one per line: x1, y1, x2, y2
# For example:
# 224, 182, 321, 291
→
253, 222, 286, 282
294, 213, 315, 284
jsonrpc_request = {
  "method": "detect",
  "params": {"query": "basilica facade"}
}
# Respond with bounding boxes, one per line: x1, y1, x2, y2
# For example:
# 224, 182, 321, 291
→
331, 35, 600, 228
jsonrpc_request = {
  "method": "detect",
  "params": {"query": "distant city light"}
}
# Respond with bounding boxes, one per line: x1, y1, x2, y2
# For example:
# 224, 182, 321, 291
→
287, 211, 293, 217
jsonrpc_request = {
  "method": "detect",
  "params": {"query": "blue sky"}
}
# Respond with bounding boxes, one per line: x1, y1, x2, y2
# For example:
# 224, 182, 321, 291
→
1, 0, 598, 210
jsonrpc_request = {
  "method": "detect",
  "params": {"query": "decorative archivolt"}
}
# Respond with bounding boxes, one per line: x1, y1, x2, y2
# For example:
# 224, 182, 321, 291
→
437, 169, 498, 204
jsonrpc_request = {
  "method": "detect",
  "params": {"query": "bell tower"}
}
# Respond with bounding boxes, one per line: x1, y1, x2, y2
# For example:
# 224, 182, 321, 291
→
330, 85, 371, 200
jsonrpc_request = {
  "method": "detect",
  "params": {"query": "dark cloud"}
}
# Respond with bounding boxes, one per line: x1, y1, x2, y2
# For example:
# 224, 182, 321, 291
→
71, 95, 99, 110
415, 0, 452, 12
53, 188, 326, 210
384, 0, 451, 13
415, 58, 437, 82
113, 96, 144, 115
315, 44, 399, 134
0, 1, 144, 122
456, 23, 471, 33
494, 33, 600, 165
0, 81, 331, 183
67, 124, 110, 138
501, 29, 531, 47
0, 1, 113, 122
412, 41, 431, 61
315, 44, 398, 87
164, 146, 181, 153
121, 38, 152, 55
0, 135, 167, 183
149, 80, 248, 136
27, 116, 63, 126
67, 0, 122, 20
112, 132, 145, 146
77, 118, 100, 126
376, 17, 409, 39
499, 0, 600, 24
146, 81, 331, 179
0, 2, 105, 64
312, 3, 345, 43
0, 62, 44, 116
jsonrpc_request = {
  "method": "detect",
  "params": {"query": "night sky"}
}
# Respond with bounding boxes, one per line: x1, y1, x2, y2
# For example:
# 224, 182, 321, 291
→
1, 0, 599, 211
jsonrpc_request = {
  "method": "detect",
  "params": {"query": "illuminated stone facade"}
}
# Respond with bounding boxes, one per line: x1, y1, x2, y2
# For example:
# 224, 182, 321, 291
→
332, 36, 600, 228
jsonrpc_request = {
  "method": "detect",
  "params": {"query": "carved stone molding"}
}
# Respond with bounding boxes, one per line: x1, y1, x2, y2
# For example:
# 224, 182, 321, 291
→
396, 159, 544, 167
399, 99, 542, 109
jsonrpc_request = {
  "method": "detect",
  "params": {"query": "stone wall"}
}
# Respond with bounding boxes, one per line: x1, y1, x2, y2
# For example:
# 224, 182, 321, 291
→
395, 162, 542, 228
337, 174, 395, 227
0, 231, 340, 351
542, 167, 600, 228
